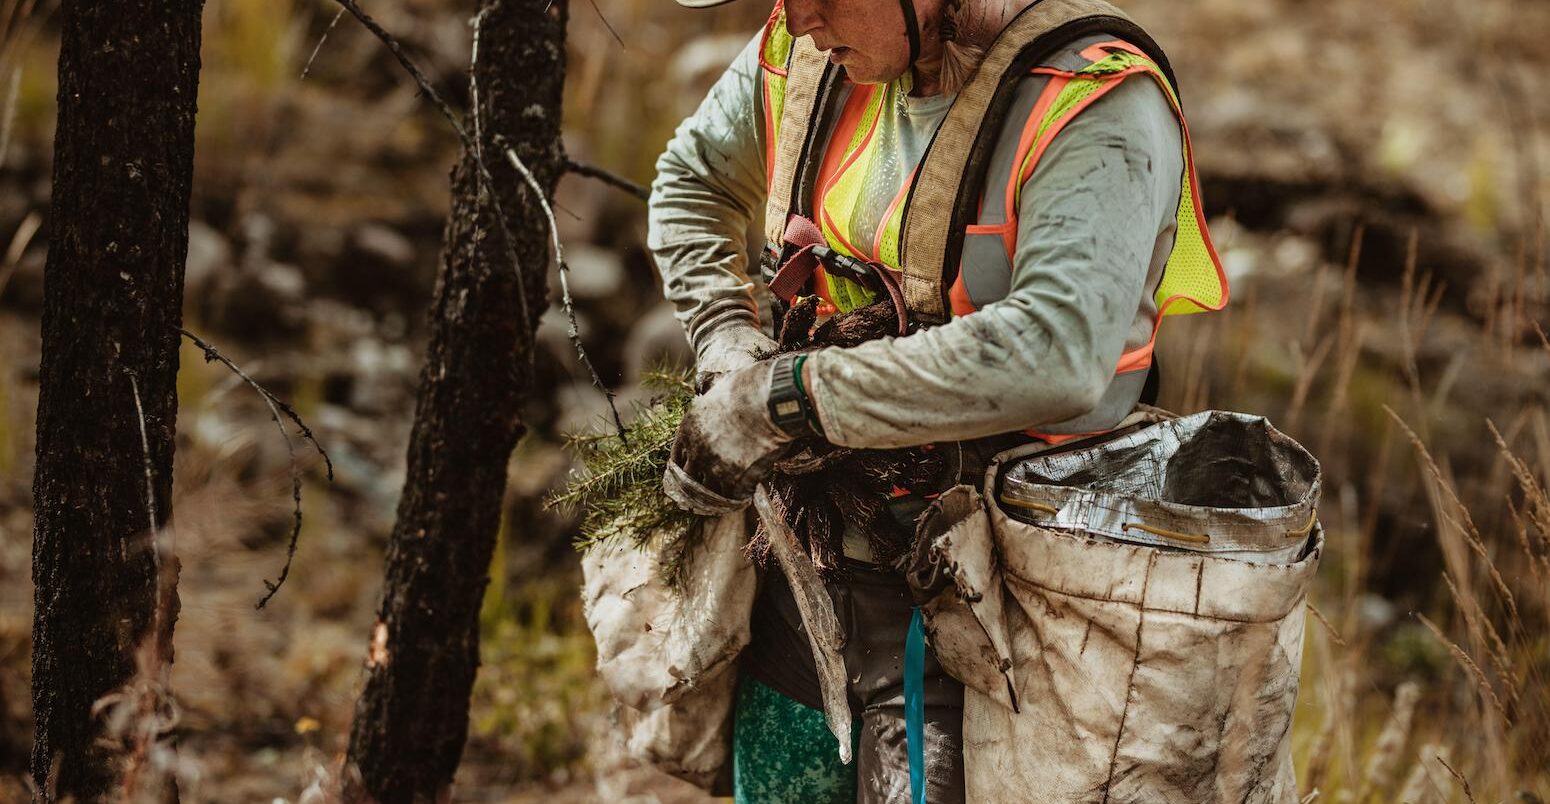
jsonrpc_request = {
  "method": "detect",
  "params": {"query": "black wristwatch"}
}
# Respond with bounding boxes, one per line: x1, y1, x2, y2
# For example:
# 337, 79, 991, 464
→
766, 354, 815, 438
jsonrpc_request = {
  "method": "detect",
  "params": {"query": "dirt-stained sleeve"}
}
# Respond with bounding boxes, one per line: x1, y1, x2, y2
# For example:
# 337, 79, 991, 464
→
647, 35, 770, 354
803, 77, 1185, 449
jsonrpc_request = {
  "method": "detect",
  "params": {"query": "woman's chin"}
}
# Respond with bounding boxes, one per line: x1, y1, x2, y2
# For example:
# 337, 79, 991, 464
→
842, 63, 904, 86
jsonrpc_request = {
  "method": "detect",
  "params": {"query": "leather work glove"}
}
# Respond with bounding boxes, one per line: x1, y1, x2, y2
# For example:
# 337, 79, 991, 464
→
692, 321, 777, 392
663, 357, 802, 515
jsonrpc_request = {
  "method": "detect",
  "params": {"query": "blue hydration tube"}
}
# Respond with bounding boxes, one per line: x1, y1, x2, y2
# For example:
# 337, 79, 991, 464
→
905, 607, 926, 804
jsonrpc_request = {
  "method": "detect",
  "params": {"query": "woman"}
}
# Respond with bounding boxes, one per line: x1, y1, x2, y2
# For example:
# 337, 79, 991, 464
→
648, 0, 1225, 798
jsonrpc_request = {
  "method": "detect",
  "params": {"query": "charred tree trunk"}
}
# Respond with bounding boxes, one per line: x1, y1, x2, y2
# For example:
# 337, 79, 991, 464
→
343, 0, 565, 800
30, 0, 202, 799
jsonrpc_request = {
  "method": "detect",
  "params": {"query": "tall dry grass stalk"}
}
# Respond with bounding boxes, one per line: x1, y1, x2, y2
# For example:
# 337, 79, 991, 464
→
1395, 744, 1450, 804
1358, 680, 1420, 799
1171, 202, 1549, 800
1371, 404, 1548, 798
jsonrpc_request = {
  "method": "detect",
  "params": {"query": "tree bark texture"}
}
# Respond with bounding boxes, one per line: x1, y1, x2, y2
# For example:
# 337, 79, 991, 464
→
343, 0, 565, 800
30, 0, 202, 799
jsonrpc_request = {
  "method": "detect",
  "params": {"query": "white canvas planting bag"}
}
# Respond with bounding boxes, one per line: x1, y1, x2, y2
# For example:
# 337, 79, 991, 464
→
909, 411, 1322, 804
581, 508, 758, 788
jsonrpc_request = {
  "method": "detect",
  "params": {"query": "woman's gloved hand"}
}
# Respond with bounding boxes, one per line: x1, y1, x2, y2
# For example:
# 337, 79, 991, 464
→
692, 321, 777, 392
663, 358, 796, 515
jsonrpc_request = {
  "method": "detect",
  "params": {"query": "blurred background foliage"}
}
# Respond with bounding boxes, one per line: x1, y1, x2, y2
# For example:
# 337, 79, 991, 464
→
0, 0, 1546, 799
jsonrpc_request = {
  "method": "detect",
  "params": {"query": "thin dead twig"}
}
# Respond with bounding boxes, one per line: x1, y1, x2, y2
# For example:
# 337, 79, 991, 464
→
176, 327, 334, 609
587, 0, 625, 48
127, 374, 167, 601
565, 158, 648, 201
115, 371, 188, 794
470, 7, 491, 168
506, 144, 628, 440
0, 65, 18, 170
341, 1, 625, 439
300, 7, 346, 80
0, 209, 40, 302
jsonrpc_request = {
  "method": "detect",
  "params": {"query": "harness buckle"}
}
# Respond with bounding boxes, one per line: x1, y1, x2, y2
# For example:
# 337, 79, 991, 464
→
810, 245, 881, 291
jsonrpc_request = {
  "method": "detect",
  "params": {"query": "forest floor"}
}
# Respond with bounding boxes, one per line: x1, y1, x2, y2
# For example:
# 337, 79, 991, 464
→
0, 0, 1548, 800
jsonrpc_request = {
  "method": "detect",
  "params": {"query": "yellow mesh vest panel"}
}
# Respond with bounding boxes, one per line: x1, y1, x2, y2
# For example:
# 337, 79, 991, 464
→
763, 13, 880, 313
762, 12, 793, 146
819, 87, 889, 260
1015, 49, 1226, 319
876, 186, 908, 268
818, 86, 893, 313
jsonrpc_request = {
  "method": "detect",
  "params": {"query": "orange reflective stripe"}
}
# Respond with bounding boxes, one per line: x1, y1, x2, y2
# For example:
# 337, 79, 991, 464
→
1021, 428, 1096, 445
1002, 74, 1068, 238
948, 272, 976, 316
1016, 67, 1148, 187
817, 87, 883, 261
1114, 339, 1154, 374
1079, 39, 1146, 61
812, 89, 871, 199
757, 2, 788, 74
805, 89, 876, 308
757, 3, 787, 184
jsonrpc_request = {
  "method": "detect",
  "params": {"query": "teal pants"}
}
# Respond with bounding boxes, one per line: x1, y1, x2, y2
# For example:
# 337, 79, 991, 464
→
732, 675, 859, 803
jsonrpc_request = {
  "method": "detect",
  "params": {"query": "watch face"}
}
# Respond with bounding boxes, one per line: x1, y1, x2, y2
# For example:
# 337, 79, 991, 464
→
767, 356, 812, 437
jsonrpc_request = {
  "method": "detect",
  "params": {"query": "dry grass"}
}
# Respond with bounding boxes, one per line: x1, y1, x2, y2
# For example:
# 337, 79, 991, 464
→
1155, 208, 1549, 800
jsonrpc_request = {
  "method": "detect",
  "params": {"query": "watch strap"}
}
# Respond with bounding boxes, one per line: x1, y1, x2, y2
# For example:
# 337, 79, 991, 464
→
766, 354, 813, 438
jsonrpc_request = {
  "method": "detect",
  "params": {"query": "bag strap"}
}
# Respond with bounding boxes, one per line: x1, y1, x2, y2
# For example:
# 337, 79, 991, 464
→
899, 0, 1173, 323
764, 39, 839, 247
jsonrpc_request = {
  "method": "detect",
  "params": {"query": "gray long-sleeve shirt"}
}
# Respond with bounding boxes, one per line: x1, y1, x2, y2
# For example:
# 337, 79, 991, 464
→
648, 34, 1183, 449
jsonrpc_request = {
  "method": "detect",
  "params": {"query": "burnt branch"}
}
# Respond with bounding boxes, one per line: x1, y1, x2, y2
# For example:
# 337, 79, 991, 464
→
564, 158, 648, 201
471, 6, 624, 440
336, 0, 632, 430
175, 327, 334, 609
329, 0, 533, 332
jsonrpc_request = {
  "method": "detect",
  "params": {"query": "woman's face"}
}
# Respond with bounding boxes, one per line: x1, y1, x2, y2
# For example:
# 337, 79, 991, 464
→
782, 0, 944, 85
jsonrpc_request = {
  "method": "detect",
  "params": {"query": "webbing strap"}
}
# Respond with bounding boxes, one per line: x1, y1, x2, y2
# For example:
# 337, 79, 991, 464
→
899, 0, 1155, 322
765, 40, 834, 246
905, 607, 927, 804
770, 215, 909, 336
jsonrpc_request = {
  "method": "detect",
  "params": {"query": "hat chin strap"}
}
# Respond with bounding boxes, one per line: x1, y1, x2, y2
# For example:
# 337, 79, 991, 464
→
898, 0, 922, 67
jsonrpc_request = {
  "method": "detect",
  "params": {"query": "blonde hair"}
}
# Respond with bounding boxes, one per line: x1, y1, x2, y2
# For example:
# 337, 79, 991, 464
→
936, 0, 989, 95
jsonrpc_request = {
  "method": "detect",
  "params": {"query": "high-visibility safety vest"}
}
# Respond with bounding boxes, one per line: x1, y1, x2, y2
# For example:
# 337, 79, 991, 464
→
757, 0, 1229, 441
